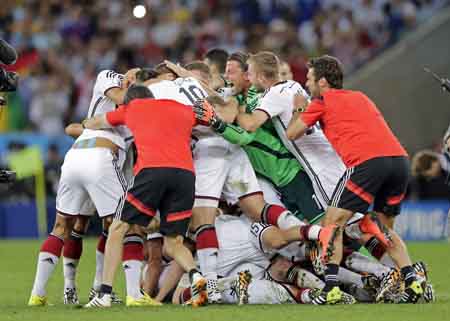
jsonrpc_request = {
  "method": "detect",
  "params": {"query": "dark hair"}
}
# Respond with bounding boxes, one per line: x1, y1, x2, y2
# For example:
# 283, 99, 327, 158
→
228, 51, 249, 71
124, 85, 154, 104
307, 55, 344, 89
411, 150, 439, 177
136, 68, 159, 83
248, 51, 280, 80
204, 48, 229, 74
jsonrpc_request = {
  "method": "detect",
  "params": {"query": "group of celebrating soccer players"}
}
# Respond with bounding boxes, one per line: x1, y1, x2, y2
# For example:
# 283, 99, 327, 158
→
28, 48, 435, 308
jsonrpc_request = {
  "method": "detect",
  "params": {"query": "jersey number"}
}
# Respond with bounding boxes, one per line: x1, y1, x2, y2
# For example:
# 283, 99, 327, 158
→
179, 85, 206, 104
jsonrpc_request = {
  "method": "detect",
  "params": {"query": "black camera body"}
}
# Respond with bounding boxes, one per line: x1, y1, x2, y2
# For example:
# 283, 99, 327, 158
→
0, 38, 18, 183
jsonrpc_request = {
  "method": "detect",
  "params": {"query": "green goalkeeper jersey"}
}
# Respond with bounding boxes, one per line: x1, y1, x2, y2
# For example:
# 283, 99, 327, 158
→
220, 86, 303, 188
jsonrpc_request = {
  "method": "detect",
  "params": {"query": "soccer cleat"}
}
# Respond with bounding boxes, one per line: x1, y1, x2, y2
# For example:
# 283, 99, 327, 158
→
89, 288, 122, 304
28, 295, 48, 306
339, 291, 357, 305
84, 293, 112, 308
236, 270, 252, 305
126, 292, 162, 307
422, 283, 436, 303
190, 274, 208, 307
399, 280, 424, 304
311, 286, 343, 305
358, 213, 392, 248
317, 224, 340, 262
376, 268, 401, 302
206, 279, 222, 304
361, 273, 380, 299
63, 288, 79, 305
295, 267, 325, 289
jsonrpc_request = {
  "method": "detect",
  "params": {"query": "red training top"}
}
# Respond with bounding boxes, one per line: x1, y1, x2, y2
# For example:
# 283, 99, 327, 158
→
300, 89, 407, 168
107, 98, 196, 174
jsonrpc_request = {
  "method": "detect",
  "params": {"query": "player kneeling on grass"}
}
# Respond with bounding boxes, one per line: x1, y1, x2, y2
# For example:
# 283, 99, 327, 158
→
83, 85, 208, 308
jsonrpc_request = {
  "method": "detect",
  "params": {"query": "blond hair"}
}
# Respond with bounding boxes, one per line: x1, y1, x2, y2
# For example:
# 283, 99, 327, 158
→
248, 51, 280, 80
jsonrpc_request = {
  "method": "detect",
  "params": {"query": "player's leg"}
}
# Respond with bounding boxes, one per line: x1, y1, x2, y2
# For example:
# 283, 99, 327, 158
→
159, 168, 207, 307
62, 214, 90, 304
29, 153, 86, 306
143, 233, 163, 297
29, 213, 76, 306
373, 157, 423, 303
191, 149, 230, 303
90, 215, 112, 299
85, 169, 160, 308
122, 225, 146, 303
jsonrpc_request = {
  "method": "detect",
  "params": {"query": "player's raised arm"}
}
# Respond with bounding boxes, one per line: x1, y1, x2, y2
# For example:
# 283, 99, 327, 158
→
64, 123, 84, 138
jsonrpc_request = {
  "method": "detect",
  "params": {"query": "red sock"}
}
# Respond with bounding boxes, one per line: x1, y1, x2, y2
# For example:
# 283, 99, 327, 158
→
123, 234, 144, 261
40, 234, 64, 257
365, 236, 386, 260
97, 230, 108, 254
262, 204, 286, 226
195, 225, 219, 250
63, 230, 83, 260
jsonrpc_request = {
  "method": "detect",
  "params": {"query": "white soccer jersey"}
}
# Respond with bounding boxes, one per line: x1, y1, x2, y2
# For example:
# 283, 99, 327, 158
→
215, 214, 270, 279
255, 80, 346, 207
76, 70, 132, 150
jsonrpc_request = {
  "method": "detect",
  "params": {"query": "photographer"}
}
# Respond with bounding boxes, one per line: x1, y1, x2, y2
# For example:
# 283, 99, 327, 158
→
0, 38, 19, 184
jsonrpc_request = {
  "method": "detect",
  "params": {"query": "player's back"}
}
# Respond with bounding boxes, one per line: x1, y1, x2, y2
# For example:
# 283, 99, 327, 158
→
266, 80, 346, 199
122, 98, 196, 174
77, 70, 131, 149
215, 214, 270, 277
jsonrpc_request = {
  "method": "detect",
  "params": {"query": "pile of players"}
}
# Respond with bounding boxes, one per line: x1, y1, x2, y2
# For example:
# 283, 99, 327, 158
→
28, 48, 435, 308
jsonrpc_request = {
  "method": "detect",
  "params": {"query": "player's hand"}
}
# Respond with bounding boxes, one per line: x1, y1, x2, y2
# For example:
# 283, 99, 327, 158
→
164, 60, 191, 78
122, 68, 141, 88
193, 99, 216, 126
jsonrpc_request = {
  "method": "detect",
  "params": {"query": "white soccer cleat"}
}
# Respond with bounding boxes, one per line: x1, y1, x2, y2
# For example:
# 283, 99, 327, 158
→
236, 270, 252, 305
84, 293, 112, 308
207, 279, 222, 304
89, 288, 123, 304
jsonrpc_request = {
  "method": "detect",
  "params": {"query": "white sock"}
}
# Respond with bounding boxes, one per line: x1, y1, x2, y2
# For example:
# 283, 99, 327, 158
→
277, 211, 304, 230
197, 248, 218, 281
123, 260, 143, 299
92, 250, 104, 291
63, 257, 79, 289
345, 252, 391, 279
337, 267, 364, 288
31, 252, 59, 297
307, 225, 322, 240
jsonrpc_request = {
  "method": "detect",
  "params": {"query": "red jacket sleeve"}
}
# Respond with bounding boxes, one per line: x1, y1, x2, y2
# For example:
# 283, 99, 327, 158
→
300, 99, 325, 127
106, 105, 127, 126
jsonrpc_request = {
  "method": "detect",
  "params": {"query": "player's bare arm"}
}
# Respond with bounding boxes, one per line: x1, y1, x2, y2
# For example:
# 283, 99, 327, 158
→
210, 95, 239, 123
65, 123, 83, 138
286, 114, 308, 140
286, 93, 310, 140
82, 114, 111, 130
236, 109, 268, 132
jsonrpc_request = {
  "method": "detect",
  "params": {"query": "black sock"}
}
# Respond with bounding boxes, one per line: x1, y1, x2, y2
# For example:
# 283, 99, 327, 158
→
189, 268, 200, 283
324, 263, 339, 292
401, 266, 416, 287
99, 284, 112, 295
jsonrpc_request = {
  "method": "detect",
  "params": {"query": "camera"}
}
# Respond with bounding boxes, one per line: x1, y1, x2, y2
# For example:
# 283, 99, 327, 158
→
0, 38, 18, 183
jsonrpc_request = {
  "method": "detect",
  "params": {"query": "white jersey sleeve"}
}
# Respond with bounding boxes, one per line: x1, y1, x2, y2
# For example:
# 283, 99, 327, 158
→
255, 80, 308, 125
77, 70, 128, 150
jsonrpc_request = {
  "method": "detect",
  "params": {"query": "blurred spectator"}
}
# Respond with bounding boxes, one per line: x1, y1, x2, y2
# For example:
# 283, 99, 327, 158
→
0, 0, 447, 137
44, 143, 63, 197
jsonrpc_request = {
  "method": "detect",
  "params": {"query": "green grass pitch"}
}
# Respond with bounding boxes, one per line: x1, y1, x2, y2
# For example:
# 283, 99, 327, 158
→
1, 239, 449, 321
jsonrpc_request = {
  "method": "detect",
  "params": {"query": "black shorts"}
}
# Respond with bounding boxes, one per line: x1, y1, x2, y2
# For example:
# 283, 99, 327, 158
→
116, 167, 195, 236
330, 156, 409, 216
278, 170, 324, 223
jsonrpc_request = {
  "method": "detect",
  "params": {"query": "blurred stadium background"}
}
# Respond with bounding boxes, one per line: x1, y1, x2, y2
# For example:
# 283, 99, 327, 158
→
0, 0, 449, 241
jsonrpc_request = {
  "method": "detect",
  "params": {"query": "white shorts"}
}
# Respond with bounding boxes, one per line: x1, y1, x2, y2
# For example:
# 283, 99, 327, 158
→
193, 144, 261, 207
256, 177, 284, 207
56, 148, 127, 217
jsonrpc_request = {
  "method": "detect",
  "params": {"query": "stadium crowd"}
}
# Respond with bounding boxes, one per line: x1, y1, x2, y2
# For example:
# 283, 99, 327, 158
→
0, 0, 447, 133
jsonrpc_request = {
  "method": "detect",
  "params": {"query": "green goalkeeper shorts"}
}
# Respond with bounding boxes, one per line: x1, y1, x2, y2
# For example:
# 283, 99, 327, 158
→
277, 170, 324, 224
